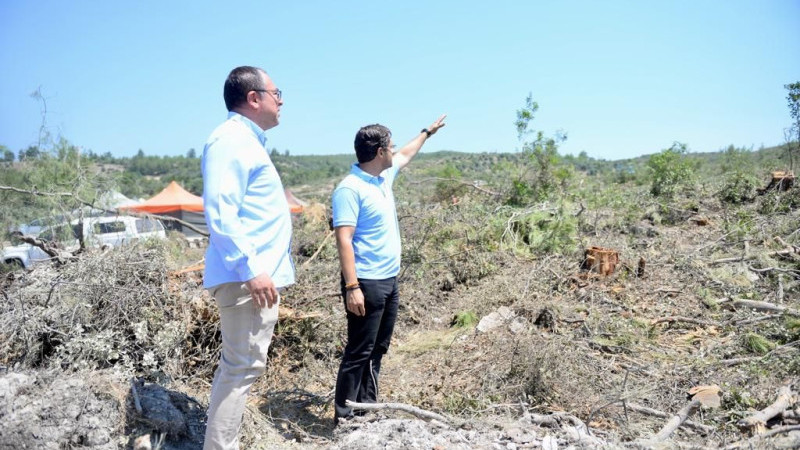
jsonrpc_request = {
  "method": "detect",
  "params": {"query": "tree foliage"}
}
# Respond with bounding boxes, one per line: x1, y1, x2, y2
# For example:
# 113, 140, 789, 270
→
0, 139, 116, 233
647, 142, 695, 198
508, 94, 570, 206
718, 145, 758, 204
784, 81, 800, 170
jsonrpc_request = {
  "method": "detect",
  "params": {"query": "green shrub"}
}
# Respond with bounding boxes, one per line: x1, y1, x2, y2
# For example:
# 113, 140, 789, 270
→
647, 142, 695, 198
718, 146, 758, 204
451, 311, 478, 328
742, 332, 775, 355
501, 203, 577, 255
719, 172, 759, 204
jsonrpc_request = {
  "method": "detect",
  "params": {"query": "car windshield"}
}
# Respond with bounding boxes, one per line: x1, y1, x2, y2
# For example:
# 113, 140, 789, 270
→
39, 224, 80, 243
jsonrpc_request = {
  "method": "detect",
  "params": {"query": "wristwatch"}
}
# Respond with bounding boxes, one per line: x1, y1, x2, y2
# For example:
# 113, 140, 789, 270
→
421, 128, 431, 137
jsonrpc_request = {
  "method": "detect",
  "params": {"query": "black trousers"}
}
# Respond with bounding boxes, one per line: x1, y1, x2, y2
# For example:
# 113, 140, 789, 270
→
334, 276, 399, 421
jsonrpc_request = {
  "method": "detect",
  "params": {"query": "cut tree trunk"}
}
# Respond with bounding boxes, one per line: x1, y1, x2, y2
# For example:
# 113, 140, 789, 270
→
737, 385, 795, 434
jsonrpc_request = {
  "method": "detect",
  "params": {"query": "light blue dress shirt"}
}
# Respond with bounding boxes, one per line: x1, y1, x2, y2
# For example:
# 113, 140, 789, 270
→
332, 163, 401, 280
201, 112, 295, 289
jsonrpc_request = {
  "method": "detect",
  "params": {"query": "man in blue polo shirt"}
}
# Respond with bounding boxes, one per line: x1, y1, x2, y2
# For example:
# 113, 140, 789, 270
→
331, 115, 446, 423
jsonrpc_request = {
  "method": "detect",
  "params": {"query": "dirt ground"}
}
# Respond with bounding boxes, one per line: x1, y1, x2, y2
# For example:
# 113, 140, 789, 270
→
1, 187, 799, 449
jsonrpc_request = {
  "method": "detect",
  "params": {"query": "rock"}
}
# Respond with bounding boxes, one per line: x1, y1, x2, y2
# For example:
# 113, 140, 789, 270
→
0, 372, 34, 399
85, 428, 111, 446
133, 434, 152, 450
542, 435, 559, 450
477, 307, 516, 333
509, 318, 527, 334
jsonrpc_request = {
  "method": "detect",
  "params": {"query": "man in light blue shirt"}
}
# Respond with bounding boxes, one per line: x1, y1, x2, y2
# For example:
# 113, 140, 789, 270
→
201, 65, 293, 450
331, 115, 446, 423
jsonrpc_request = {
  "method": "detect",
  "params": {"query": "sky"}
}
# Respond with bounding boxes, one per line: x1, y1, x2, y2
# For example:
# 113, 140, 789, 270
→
1, 1, 798, 161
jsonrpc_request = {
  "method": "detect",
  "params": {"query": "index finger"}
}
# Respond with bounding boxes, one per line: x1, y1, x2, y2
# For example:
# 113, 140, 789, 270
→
436, 114, 447, 123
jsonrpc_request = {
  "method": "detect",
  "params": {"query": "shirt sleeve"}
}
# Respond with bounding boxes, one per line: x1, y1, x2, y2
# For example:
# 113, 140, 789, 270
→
202, 133, 260, 280
332, 187, 359, 227
384, 165, 400, 186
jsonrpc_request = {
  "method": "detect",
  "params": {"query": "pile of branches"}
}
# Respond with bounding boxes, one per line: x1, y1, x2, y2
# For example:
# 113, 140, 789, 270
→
0, 239, 203, 378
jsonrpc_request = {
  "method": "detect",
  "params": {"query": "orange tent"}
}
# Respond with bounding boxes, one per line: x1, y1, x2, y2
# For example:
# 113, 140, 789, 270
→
125, 181, 203, 214
123, 181, 207, 237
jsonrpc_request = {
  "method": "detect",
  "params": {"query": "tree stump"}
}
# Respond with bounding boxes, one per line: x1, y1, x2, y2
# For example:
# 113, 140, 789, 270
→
758, 171, 795, 194
582, 246, 619, 276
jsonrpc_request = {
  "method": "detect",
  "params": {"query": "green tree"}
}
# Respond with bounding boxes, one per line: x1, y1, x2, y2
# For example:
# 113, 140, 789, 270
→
508, 94, 568, 206
0, 145, 13, 163
0, 138, 114, 234
784, 82, 800, 170
18, 145, 41, 161
186, 148, 197, 159
647, 142, 695, 198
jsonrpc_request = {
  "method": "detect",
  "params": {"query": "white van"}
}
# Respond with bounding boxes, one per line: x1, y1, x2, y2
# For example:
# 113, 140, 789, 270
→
1, 215, 166, 269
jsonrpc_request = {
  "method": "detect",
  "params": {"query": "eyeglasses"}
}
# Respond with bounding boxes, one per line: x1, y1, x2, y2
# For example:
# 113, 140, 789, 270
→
254, 88, 282, 100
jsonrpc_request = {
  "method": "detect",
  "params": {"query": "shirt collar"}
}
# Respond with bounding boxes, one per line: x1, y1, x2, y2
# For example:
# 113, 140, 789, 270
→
350, 163, 384, 185
227, 111, 269, 147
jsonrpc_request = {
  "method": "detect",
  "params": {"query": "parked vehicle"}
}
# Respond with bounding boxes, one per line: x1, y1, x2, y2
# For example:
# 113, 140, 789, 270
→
1, 216, 166, 269
14, 215, 67, 237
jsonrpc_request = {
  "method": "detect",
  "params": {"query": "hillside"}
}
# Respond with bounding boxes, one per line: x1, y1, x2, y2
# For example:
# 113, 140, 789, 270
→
1, 142, 799, 449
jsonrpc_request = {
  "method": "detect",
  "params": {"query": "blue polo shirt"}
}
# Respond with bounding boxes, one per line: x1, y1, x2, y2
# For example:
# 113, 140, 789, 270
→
332, 163, 401, 280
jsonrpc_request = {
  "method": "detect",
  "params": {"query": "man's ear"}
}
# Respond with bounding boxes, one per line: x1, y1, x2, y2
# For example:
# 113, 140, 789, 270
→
246, 91, 259, 107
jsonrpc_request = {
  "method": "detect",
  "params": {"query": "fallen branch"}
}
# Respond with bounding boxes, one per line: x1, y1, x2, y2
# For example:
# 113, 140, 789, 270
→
16, 234, 73, 264
644, 398, 701, 444
710, 247, 800, 265
781, 409, 799, 420
0, 184, 73, 197
302, 230, 334, 268
169, 262, 205, 276
724, 424, 800, 449
650, 316, 721, 328
737, 385, 795, 433
718, 341, 799, 366
626, 402, 714, 433
130, 378, 143, 414
748, 265, 800, 277
346, 400, 451, 424
732, 314, 783, 326
732, 299, 800, 317
406, 177, 502, 197
529, 411, 589, 433
718, 356, 762, 367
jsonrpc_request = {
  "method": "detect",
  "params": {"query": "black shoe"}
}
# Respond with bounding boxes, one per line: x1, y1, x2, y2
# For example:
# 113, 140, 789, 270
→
333, 414, 354, 427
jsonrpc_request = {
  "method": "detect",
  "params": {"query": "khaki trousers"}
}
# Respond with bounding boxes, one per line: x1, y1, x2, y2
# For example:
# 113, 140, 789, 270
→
203, 282, 280, 450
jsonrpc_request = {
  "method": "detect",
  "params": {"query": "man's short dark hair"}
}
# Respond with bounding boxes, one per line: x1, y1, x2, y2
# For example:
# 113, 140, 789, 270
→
223, 66, 265, 111
354, 124, 392, 163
